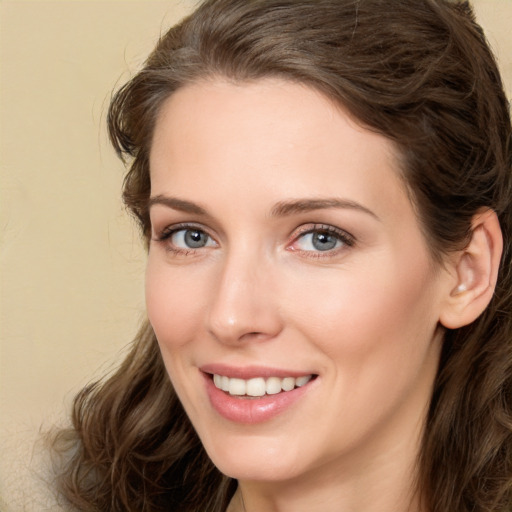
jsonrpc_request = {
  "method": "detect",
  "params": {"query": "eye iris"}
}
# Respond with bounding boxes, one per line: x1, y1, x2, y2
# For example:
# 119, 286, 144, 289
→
312, 231, 338, 251
184, 230, 208, 248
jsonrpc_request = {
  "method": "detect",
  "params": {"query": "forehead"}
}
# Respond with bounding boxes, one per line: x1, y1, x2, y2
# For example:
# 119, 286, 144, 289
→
151, 78, 391, 153
149, 79, 415, 228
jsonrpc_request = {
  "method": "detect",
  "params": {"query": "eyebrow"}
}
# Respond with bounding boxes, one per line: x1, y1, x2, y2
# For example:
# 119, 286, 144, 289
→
148, 195, 208, 215
148, 194, 379, 220
270, 198, 379, 220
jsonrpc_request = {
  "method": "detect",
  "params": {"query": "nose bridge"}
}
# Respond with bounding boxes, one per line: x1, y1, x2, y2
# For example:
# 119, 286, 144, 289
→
206, 245, 281, 344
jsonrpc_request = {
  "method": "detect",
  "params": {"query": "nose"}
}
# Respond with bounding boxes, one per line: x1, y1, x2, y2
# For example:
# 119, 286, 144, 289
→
205, 250, 283, 345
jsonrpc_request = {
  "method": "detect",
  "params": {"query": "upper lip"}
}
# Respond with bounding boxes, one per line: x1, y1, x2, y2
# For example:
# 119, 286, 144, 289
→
200, 363, 316, 380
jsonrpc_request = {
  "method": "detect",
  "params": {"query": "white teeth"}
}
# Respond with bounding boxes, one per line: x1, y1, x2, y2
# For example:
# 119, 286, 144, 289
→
266, 377, 282, 395
296, 375, 312, 387
281, 377, 295, 391
212, 374, 314, 396
229, 378, 246, 396
246, 377, 266, 397
221, 375, 230, 392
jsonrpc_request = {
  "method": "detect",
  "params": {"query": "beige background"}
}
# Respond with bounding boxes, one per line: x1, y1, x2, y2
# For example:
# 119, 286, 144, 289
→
0, 0, 511, 509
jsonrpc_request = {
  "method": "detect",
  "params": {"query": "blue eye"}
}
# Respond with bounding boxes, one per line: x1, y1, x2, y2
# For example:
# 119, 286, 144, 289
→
296, 231, 342, 251
170, 228, 215, 249
293, 226, 354, 254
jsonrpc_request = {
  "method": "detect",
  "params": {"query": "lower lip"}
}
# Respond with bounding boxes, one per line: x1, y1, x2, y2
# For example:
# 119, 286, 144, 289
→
203, 373, 315, 424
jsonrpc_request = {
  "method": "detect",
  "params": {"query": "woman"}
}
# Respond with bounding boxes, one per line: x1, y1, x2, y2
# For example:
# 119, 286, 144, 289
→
52, 0, 512, 511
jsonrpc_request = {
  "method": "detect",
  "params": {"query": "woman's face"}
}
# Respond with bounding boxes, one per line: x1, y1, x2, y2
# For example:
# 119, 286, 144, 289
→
147, 79, 451, 483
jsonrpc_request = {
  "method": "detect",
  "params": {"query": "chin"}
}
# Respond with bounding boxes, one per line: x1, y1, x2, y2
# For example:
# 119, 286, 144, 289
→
202, 432, 308, 482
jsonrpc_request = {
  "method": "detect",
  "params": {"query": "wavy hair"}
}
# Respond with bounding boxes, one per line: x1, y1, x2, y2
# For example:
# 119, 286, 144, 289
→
51, 1, 512, 511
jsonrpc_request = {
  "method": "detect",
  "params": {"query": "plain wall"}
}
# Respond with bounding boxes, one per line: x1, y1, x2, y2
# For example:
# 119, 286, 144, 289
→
0, 2, 196, 509
0, 1, 511, 509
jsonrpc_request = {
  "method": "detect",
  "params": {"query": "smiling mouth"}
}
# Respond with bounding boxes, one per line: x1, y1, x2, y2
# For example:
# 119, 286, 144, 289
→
212, 374, 316, 397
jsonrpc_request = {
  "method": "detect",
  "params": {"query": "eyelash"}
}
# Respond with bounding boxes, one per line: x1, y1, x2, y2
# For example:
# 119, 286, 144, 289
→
289, 224, 355, 259
152, 223, 355, 258
152, 223, 214, 256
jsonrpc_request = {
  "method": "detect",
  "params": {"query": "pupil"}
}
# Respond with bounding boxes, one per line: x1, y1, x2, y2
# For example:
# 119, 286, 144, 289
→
312, 232, 337, 251
185, 230, 206, 248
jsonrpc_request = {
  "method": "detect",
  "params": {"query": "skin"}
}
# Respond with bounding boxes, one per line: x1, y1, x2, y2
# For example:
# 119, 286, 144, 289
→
146, 79, 457, 512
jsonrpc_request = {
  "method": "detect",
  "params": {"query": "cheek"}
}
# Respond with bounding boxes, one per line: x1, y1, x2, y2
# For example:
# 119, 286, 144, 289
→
284, 254, 439, 364
285, 260, 441, 442
145, 257, 206, 350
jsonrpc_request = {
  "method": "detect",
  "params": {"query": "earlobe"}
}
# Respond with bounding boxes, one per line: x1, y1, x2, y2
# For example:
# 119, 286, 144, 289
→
439, 209, 503, 329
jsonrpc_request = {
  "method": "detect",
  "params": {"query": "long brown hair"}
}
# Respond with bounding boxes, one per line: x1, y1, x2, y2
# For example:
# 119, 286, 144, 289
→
52, 1, 512, 511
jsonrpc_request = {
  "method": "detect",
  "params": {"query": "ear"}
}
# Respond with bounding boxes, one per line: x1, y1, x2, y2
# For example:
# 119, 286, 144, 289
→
439, 209, 503, 329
